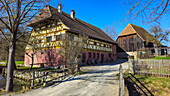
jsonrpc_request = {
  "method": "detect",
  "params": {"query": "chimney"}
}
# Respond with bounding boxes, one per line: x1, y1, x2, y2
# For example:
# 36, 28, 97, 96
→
71, 10, 75, 19
58, 4, 62, 13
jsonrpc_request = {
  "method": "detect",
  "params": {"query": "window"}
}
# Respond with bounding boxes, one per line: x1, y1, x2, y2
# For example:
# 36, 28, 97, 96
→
93, 53, 95, 59
46, 36, 52, 42
88, 52, 91, 58
56, 35, 62, 41
104, 44, 106, 47
82, 39, 87, 44
94, 42, 97, 45
67, 34, 74, 40
38, 40, 41, 43
109, 53, 111, 57
97, 53, 99, 59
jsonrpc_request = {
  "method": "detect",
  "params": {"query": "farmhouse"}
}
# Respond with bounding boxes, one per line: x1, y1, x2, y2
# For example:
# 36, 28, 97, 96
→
24, 4, 117, 66
116, 23, 167, 59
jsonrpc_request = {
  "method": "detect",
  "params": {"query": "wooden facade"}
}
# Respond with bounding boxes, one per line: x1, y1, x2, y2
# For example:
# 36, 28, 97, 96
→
116, 23, 157, 52
117, 34, 144, 52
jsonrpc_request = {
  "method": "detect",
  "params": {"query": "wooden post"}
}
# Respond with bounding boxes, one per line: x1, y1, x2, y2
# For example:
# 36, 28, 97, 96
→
159, 60, 161, 76
161, 59, 163, 77
31, 71, 35, 89
119, 64, 124, 96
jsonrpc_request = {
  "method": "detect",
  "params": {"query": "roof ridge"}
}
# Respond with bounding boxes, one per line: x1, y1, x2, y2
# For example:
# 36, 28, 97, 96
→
62, 12, 100, 34
129, 24, 145, 41
62, 12, 114, 42
28, 5, 115, 43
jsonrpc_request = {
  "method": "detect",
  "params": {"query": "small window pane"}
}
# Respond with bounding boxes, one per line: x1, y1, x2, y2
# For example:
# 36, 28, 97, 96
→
109, 53, 111, 57
56, 35, 62, 41
46, 36, 52, 42
93, 53, 95, 59
89, 52, 91, 58
97, 53, 99, 58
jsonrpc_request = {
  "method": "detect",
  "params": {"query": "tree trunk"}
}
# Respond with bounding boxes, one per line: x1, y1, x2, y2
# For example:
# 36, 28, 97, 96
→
6, 41, 16, 92
13, 61, 17, 70
6, 53, 8, 67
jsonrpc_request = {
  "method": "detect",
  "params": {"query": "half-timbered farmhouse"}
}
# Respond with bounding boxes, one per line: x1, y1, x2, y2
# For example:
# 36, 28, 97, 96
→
24, 4, 117, 66
116, 23, 167, 58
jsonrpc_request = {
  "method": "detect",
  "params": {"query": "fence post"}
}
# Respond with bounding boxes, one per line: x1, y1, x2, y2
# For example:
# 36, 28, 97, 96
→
128, 59, 134, 74
119, 64, 124, 96
31, 71, 35, 89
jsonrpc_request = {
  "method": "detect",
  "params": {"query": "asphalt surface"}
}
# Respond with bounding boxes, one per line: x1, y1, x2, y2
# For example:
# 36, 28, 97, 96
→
3, 60, 128, 96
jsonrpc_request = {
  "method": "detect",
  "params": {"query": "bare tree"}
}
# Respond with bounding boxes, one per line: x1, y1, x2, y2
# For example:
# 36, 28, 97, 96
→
58, 33, 88, 74
146, 24, 170, 46
126, 0, 170, 23
0, 0, 50, 92
104, 24, 117, 41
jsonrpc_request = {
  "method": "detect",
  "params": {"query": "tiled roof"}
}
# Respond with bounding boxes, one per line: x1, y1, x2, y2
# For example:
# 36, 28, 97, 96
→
28, 5, 115, 44
118, 23, 158, 42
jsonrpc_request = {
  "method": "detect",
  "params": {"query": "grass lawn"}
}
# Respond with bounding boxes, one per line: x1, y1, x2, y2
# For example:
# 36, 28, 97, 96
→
131, 74, 170, 96
0, 61, 24, 65
17, 66, 39, 70
150, 56, 170, 60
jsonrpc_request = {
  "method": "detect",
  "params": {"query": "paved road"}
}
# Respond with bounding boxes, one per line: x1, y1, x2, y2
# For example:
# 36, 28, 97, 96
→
6, 61, 128, 96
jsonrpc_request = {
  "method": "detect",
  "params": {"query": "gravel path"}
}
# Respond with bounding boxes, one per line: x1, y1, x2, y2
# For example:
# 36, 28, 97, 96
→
5, 61, 128, 96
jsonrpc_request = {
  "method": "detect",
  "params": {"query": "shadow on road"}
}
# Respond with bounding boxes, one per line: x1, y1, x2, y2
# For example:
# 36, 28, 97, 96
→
43, 59, 128, 89
82, 59, 128, 67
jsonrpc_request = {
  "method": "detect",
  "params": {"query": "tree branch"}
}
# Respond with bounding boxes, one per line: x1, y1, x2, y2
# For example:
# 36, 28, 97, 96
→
154, 0, 169, 21
0, 29, 10, 43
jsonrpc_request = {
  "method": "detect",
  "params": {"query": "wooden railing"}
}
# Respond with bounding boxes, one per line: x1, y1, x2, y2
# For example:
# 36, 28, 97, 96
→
27, 62, 79, 89
127, 73, 154, 96
133, 59, 170, 77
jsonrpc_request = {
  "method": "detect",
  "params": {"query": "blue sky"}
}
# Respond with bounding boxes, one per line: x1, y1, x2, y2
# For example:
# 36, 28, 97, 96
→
50, 0, 170, 46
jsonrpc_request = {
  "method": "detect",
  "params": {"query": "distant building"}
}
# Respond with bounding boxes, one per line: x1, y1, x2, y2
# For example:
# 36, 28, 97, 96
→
116, 23, 167, 58
24, 5, 117, 66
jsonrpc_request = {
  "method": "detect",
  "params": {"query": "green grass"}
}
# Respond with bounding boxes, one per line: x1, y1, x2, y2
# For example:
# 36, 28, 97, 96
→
0, 61, 24, 65
15, 61, 24, 65
150, 56, 170, 60
17, 67, 39, 70
125, 74, 170, 95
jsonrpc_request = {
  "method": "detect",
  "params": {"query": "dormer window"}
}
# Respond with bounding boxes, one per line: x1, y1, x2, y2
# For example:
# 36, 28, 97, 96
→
52, 23, 55, 26
57, 22, 62, 25
41, 26, 46, 29
36, 28, 40, 31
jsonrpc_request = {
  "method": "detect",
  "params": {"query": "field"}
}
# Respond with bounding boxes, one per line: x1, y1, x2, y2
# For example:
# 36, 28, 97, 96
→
150, 56, 170, 60
0, 61, 24, 65
133, 74, 170, 96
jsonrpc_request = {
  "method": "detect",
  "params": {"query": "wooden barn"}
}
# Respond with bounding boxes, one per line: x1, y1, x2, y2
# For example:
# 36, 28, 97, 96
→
116, 23, 167, 59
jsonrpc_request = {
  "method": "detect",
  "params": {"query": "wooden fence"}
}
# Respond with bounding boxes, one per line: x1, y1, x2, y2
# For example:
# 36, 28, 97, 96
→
126, 73, 154, 96
29, 62, 80, 88
133, 59, 170, 77
9, 62, 80, 89
119, 64, 124, 96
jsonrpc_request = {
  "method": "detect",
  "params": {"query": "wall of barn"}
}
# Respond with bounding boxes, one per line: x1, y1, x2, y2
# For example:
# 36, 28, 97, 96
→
116, 34, 144, 52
